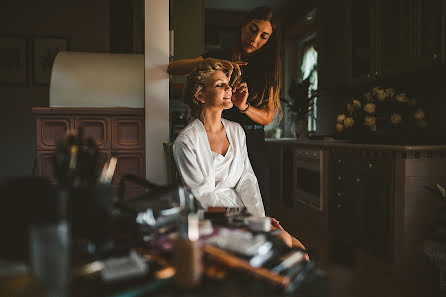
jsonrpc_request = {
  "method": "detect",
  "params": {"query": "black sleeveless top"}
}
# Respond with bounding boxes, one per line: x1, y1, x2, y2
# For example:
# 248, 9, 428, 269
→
201, 49, 263, 127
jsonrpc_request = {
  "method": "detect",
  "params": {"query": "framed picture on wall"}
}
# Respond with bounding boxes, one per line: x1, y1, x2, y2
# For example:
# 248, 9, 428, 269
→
0, 36, 28, 86
32, 36, 68, 85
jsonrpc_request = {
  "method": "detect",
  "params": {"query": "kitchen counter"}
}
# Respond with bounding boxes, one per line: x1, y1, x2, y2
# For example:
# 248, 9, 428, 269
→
266, 138, 446, 152
266, 138, 445, 295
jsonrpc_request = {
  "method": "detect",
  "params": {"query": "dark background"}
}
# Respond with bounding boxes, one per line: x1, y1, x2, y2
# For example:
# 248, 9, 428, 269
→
0, 0, 445, 179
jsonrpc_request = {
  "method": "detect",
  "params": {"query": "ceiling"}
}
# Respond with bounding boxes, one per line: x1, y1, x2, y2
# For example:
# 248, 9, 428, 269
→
204, 0, 314, 24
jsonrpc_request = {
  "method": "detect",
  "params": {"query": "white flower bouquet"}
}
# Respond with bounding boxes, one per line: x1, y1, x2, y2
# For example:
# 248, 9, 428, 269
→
336, 86, 428, 144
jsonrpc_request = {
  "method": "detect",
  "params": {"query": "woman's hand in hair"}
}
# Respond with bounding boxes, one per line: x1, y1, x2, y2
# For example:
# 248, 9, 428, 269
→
231, 82, 249, 111
203, 58, 247, 82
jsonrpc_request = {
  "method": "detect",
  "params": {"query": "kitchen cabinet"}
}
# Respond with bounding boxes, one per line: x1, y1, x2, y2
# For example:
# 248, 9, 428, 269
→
267, 139, 446, 293
328, 149, 394, 260
373, 0, 446, 77
319, 0, 446, 86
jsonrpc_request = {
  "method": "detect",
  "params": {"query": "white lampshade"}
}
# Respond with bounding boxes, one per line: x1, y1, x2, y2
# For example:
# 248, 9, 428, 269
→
50, 51, 144, 108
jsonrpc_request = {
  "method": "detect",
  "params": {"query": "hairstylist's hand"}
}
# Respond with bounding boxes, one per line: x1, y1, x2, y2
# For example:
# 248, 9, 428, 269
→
203, 58, 247, 83
225, 61, 247, 83
231, 82, 249, 111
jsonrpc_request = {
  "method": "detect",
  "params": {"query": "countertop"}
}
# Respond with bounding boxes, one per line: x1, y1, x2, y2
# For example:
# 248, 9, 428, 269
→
265, 138, 446, 152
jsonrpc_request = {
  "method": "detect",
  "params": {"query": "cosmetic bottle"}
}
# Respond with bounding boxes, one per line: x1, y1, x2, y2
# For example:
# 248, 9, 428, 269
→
174, 213, 202, 290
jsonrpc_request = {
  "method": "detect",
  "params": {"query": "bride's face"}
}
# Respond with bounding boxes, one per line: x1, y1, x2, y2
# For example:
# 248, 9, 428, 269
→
197, 70, 233, 110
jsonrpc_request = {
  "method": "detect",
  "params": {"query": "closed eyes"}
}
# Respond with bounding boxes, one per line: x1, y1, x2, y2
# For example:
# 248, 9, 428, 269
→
249, 25, 270, 40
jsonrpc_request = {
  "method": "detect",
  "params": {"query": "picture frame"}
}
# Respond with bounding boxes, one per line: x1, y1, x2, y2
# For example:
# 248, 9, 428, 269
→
0, 36, 28, 86
32, 36, 69, 85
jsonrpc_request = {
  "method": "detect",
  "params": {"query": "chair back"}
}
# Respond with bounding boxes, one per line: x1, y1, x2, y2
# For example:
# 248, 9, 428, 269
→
163, 142, 181, 186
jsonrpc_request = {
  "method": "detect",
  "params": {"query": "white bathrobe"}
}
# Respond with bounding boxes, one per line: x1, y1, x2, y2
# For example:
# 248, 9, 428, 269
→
173, 118, 265, 217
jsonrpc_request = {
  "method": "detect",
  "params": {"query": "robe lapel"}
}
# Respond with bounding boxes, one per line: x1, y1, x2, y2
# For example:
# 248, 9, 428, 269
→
194, 119, 215, 190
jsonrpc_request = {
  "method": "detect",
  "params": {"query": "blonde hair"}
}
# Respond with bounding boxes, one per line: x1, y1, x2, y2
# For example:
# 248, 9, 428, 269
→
184, 59, 240, 118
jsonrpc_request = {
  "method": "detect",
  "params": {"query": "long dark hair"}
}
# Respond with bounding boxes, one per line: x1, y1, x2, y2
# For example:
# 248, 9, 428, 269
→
233, 6, 282, 119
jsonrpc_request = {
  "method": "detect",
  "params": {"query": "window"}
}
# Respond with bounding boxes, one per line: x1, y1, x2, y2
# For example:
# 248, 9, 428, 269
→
300, 44, 318, 132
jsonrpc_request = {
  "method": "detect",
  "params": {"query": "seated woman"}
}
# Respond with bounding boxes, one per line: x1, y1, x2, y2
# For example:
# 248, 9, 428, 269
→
173, 59, 306, 251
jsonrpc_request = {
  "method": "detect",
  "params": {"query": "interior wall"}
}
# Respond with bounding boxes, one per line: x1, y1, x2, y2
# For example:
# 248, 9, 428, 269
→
144, 0, 169, 184
0, 0, 110, 179
170, 0, 205, 85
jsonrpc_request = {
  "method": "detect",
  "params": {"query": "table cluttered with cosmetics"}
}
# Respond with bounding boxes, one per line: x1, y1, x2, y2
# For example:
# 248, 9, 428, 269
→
0, 132, 327, 297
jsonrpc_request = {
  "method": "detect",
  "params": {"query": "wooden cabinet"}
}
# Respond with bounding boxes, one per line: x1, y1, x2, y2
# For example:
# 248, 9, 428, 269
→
319, 0, 446, 86
372, 0, 446, 77
328, 149, 394, 260
267, 139, 446, 294
33, 108, 145, 190
37, 116, 74, 150
75, 116, 111, 149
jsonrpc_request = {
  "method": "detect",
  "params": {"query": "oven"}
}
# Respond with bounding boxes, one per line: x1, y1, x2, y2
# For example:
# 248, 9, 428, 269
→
293, 148, 325, 211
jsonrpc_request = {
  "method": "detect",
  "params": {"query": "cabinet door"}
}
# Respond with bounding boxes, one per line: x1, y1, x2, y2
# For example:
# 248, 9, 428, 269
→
37, 116, 73, 150
112, 117, 144, 150
375, 0, 409, 76
360, 176, 394, 260
328, 150, 359, 235
112, 150, 146, 200
374, 0, 445, 76
328, 150, 394, 260
75, 116, 111, 150
417, 0, 445, 65
351, 0, 374, 79
36, 151, 56, 181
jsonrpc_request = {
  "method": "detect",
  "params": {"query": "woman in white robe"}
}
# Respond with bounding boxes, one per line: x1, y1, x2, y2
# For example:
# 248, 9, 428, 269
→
173, 59, 307, 252
173, 59, 264, 217
174, 118, 264, 217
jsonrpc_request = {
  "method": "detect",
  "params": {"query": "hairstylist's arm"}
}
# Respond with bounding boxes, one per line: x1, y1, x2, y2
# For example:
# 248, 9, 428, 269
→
232, 86, 275, 125
167, 56, 204, 75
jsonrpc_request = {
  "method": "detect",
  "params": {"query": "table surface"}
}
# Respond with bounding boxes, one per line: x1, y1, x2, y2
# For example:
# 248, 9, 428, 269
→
0, 265, 328, 297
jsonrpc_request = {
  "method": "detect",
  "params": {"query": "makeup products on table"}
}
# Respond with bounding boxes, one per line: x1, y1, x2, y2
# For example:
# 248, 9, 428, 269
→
245, 216, 271, 232
101, 250, 148, 283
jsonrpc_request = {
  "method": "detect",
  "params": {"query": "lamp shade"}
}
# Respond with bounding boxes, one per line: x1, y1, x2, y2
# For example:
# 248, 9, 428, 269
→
50, 51, 144, 108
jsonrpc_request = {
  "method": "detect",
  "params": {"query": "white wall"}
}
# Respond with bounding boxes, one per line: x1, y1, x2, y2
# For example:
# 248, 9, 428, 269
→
144, 0, 169, 184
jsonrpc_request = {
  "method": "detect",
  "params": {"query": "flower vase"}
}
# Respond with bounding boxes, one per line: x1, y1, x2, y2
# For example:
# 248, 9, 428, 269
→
296, 118, 308, 141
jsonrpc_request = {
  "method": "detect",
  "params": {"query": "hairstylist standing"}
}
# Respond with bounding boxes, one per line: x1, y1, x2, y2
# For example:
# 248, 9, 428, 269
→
168, 6, 281, 215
